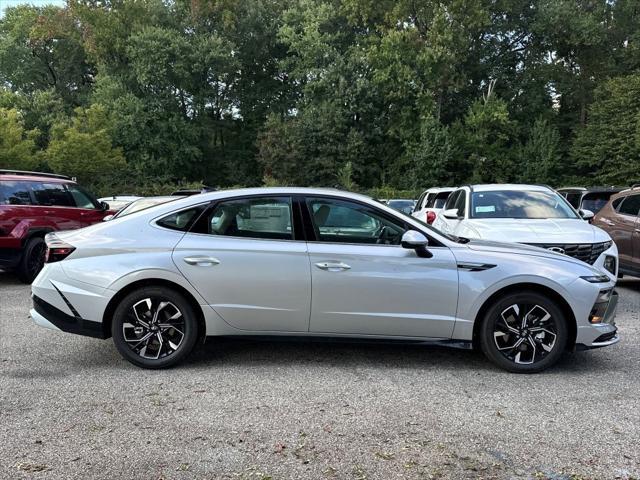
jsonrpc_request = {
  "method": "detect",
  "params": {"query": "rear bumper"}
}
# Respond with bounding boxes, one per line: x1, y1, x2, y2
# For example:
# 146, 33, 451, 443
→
0, 247, 22, 269
31, 294, 107, 339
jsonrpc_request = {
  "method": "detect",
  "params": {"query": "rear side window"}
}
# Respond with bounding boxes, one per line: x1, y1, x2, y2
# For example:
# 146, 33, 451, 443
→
157, 206, 204, 231
32, 183, 73, 207
414, 192, 427, 212
618, 195, 640, 217
433, 191, 452, 209
0, 181, 33, 205
192, 197, 293, 240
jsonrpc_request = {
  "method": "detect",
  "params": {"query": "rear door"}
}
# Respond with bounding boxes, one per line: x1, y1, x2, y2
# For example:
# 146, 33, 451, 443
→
172, 195, 312, 332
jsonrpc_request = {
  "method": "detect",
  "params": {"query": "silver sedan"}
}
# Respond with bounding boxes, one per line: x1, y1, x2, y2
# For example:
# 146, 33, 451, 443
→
30, 188, 619, 372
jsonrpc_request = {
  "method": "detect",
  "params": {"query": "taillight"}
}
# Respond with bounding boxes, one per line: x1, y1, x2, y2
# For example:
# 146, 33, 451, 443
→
45, 233, 75, 263
426, 211, 436, 224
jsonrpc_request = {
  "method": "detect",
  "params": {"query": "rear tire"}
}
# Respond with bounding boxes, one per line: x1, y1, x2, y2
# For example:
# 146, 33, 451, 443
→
16, 237, 46, 284
479, 291, 568, 373
112, 286, 199, 369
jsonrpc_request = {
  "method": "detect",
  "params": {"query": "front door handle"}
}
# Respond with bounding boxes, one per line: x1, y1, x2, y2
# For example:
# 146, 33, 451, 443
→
183, 256, 220, 266
315, 261, 351, 272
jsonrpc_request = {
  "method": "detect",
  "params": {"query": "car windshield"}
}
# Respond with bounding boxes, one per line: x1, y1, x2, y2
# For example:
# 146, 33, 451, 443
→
114, 197, 180, 218
470, 190, 579, 219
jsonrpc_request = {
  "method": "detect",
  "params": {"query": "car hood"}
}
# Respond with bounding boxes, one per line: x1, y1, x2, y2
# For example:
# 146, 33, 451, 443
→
460, 218, 610, 244
463, 239, 598, 270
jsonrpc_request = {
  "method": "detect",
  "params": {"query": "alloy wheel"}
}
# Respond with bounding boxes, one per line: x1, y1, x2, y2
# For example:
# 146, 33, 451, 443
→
493, 304, 558, 365
28, 242, 46, 279
123, 298, 185, 360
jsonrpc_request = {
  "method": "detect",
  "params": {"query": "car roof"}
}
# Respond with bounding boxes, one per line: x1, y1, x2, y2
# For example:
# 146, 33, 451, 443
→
463, 184, 553, 192
422, 187, 456, 194
558, 187, 622, 194
0, 173, 71, 183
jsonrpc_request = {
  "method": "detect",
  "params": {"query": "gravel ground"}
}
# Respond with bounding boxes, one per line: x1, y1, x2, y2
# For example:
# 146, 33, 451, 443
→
1, 273, 639, 480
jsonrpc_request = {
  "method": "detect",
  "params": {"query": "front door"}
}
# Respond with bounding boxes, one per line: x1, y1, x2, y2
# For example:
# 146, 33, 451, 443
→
303, 196, 459, 338
173, 195, 311, 332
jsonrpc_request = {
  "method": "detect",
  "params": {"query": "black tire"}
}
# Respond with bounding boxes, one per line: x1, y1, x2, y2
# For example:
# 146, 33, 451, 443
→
16, 236, 46, 284
479, 291, 568, 373
112, 286, 199, 369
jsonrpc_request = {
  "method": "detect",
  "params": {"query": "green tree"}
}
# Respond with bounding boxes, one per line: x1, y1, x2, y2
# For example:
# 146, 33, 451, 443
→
572, 74, 640, 185
0, 108, 39, 170
519, 117, 561, 184
46, 104, 126, 184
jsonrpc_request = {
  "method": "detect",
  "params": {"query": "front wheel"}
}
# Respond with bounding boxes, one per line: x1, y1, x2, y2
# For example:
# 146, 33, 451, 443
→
112, 286, 199, 369
479, 291, 569, 373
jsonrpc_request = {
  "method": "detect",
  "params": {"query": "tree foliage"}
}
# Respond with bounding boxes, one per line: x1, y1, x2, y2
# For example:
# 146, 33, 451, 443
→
0, 0, 639, 194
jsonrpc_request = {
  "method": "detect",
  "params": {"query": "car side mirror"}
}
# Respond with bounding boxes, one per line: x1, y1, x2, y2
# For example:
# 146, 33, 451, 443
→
100, 201, 110, 211
443, 208, 461, 220
580, 209, 595, 221
401, 230, 433, 258
102, 214, 114, 222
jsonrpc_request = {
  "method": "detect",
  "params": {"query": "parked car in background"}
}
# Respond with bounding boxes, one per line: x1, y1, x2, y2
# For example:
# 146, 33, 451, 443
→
103, 196, 181, 221
432, 184, 618, 279
593, 186, 640, 277
98, 195, 143, 211
0, 169, 111, 282
31, 187, 618, 372
386, 199, 415, 215
557, 187, 623, 215
412, 187, 455, 224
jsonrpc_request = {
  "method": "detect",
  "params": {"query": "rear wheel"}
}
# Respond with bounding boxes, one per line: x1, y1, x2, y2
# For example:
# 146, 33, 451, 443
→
112, 286, 199, 369
480, 291, 568, 373
16, 237, 46, 284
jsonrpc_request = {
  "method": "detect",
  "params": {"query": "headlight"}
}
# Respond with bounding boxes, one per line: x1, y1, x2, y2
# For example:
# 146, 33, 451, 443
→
580, 274, 611, 283
603, 255, 616, 274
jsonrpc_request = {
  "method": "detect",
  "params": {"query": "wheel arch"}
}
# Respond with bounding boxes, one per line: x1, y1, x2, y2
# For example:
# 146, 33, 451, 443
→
101, 278, 206, 341
471, 283, 577, 351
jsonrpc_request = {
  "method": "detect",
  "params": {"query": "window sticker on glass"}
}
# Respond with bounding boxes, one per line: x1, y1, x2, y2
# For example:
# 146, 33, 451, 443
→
476, 205, 496, 213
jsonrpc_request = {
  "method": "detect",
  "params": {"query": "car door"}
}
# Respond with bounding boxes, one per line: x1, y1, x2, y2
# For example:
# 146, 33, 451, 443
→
172, 195, 311, 332
303, 196, 459, 338
65, 183, 108, 225
30, 182, 86, 230
611, 194, 640, 269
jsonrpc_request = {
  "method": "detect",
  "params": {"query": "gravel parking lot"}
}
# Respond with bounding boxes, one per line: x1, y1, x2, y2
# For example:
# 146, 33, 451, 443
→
1, 273, 639, 480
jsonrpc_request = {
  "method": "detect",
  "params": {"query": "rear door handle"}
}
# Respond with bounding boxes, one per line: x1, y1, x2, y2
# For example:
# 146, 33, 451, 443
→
315, 261, 351, 272
183, 256, 220, 266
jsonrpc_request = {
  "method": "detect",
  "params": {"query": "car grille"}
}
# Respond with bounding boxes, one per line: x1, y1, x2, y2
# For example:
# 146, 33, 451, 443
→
524, 241, 612, 265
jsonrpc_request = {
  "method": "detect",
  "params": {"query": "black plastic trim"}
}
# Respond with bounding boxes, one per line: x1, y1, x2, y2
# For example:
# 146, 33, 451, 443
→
33, 295, 106, 339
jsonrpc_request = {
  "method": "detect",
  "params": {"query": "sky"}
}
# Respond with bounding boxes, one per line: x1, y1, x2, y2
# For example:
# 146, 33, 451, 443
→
0, 0, 65, 17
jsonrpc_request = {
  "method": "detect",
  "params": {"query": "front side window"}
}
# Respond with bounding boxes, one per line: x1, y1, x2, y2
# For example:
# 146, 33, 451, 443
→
195, 196, 293, 240
470, 190, 579, 219
618, 194, 640, 217
31, 182, 73, 207
580, 192, 614, 214
565, 193, 582, 209
443, 190, 460, 211
66, 184, 98, 209
453, 191, 467, 217
306, 197, 405, 245
0, 181, 33, 205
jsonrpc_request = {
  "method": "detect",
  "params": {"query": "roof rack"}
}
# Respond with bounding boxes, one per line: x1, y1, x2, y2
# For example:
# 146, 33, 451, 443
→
0, 169, 72, 180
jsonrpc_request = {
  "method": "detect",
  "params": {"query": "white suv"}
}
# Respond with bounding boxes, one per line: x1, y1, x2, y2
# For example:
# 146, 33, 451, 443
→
432, 184, 618, 279
412, 187, 455, 225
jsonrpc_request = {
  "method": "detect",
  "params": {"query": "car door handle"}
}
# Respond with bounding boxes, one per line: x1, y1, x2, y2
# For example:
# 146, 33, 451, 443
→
183, 256, 220, 266
315, 261, 351, 272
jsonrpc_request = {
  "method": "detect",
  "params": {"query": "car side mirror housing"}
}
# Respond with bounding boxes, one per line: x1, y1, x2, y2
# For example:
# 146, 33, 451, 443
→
401, 230, 432, 258
442, 208, 461, 220
100, 201, 110, 211
579, 209, 594, 221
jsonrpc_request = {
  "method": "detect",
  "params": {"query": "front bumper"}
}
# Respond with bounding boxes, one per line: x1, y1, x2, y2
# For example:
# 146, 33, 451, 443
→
576, 290, 620, 350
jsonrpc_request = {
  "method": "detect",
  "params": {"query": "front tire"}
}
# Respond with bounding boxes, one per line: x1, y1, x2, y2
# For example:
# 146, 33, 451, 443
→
112, 286, 199, 369
479, 291, 568, 373
16, 236, 46, 284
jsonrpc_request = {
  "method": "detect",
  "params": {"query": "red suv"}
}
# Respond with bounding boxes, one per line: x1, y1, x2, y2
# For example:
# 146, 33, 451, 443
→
0, 170, 112, 283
